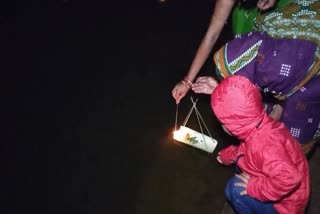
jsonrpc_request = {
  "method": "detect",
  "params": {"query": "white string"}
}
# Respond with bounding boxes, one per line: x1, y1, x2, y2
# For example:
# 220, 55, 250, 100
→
175, 103, 179, 131
191, 97, 211, 154
182, 98, 198, 126
193, 103, 213, 139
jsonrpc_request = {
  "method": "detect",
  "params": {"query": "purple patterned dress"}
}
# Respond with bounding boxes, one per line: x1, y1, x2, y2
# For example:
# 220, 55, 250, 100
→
214, 32, 320, 144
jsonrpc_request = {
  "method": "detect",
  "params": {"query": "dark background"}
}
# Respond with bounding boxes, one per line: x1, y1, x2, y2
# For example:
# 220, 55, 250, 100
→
4, 1, 232, 213
4, 1, 320, 214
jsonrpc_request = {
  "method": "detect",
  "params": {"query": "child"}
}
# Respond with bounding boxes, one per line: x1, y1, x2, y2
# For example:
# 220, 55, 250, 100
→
211, 75, 310, 214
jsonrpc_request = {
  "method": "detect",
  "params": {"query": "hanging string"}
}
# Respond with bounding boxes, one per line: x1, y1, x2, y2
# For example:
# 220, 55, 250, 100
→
182, 98, 198, 126
190, 97, 211, 153
189, 97, 213, 138
175, 103, 179, 131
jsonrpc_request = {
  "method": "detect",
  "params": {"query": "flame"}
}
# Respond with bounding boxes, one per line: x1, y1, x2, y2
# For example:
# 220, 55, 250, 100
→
173, 129, 183, 141
173, 130, 179, 138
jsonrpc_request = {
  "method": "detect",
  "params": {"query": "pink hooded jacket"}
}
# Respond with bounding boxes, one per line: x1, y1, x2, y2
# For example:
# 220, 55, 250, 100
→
211, 75, 310, 214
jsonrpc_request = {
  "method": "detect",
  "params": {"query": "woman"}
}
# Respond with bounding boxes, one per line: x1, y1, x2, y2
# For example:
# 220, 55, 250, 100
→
192, 0, 320, 147
193, 31, 320, 146
171, 0, 290, 104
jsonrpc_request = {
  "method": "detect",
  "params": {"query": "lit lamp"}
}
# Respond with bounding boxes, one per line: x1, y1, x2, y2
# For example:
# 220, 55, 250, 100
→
173, 126, 217, 153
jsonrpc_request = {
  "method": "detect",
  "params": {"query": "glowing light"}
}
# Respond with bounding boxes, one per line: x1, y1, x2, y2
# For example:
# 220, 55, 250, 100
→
172, 126, 218, 153
158, 0, 168, 5
173, 130, 182, 139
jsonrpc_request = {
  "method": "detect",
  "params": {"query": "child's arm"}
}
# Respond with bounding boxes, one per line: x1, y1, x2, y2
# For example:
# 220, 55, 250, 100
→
246, 145, 302, 202
218, 143, 246, 165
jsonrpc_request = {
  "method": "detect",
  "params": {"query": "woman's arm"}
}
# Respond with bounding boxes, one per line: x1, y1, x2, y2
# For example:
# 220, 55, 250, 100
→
172, 0, 235, 104
185, 0, 235, 82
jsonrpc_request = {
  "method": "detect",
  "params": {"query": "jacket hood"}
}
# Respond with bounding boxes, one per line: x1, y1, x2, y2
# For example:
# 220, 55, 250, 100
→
211, 75, 266, 140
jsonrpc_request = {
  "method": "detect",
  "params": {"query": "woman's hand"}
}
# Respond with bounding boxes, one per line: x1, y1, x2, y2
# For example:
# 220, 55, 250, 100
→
235, 172, 251, 195
269, 104, 283, 121
172, 0, 234, 103
257, 0, 277, 10
192, 76, 218, 95
172, 82, 190, 104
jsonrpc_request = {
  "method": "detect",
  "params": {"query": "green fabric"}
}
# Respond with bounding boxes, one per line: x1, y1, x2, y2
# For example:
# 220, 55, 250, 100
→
231, 0, 292, 35
232, 6, 259, 34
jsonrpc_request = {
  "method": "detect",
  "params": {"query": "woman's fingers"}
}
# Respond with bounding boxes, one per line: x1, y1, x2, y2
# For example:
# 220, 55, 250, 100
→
192, 83, 213, 94
192, 77, 214, 94
195, 76, 211, 83
257, 0, 277, 10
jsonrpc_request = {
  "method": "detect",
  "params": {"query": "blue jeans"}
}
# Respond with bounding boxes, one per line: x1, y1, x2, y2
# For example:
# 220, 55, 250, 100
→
225, 176, 277, 214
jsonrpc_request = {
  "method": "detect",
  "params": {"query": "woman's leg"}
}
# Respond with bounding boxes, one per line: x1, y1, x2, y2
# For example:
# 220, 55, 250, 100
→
225, 176, 277, 214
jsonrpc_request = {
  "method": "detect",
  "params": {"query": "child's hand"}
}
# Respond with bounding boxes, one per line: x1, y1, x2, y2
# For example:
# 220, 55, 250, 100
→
216, 152, 223, 164
235, 172, 251, 195
217, 155, 222, 164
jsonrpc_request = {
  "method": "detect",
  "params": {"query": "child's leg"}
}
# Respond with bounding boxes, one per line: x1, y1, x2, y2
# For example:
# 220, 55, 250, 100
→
280, 76, 320, 144
225, 176, 277, 214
